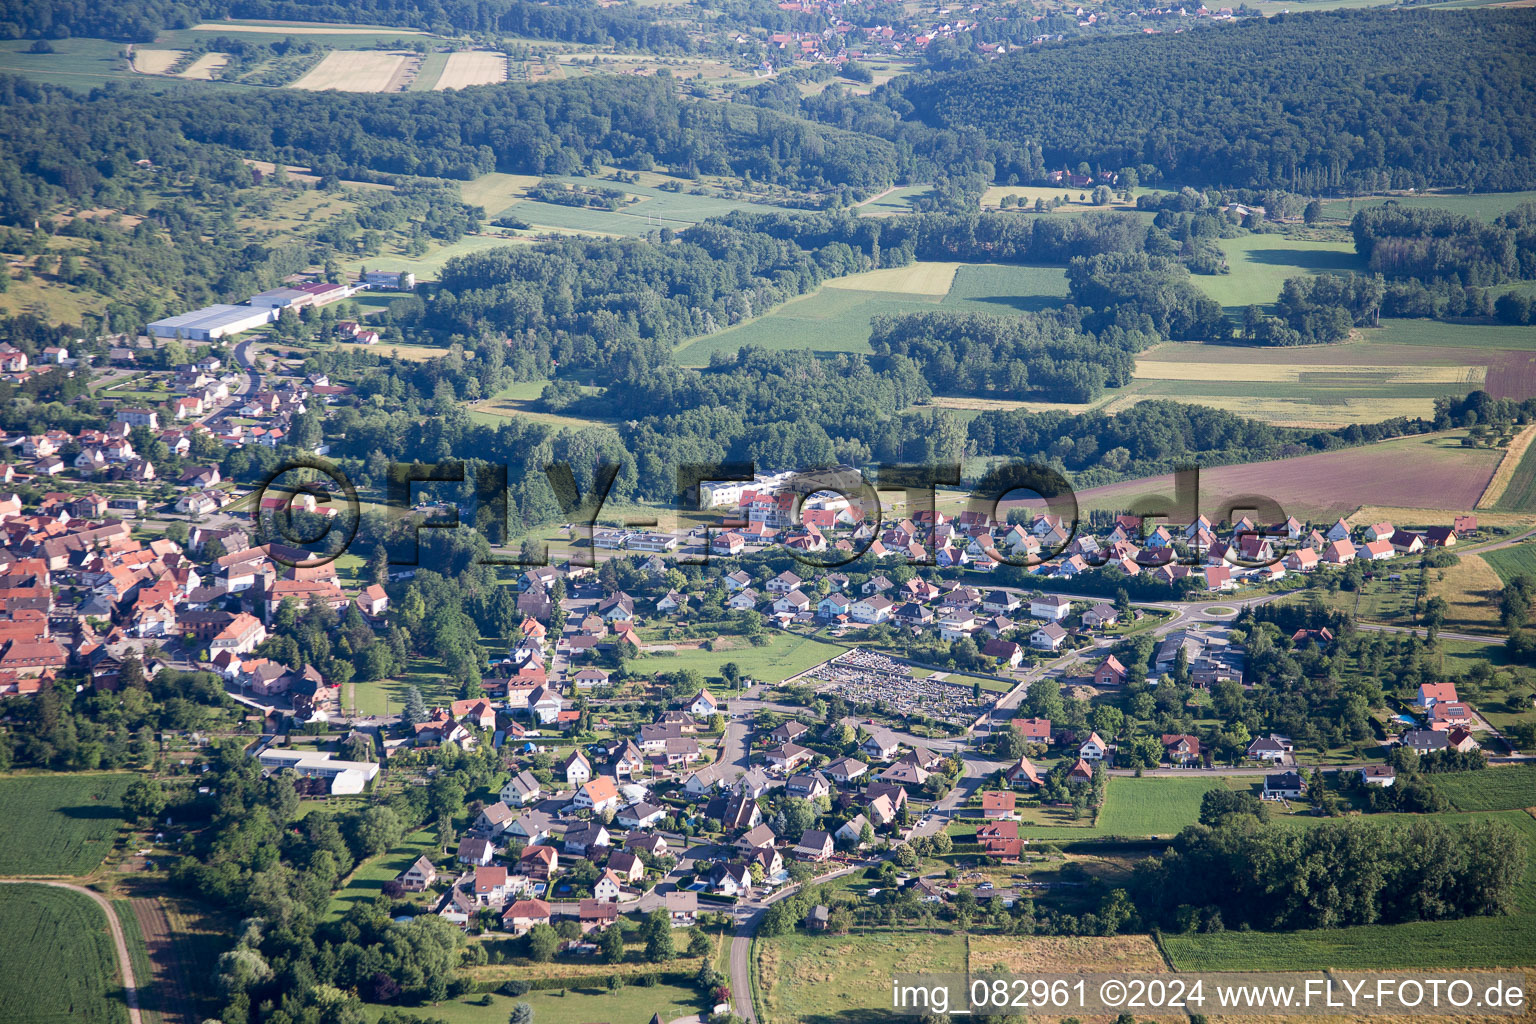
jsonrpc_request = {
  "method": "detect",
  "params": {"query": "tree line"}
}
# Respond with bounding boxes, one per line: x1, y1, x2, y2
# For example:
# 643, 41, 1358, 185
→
1131, 816, 1525, 932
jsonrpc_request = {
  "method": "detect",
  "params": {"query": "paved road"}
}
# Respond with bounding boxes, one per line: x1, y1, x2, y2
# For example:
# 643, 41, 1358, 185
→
727, 863, 863, 1022
0, 879, 142, 1024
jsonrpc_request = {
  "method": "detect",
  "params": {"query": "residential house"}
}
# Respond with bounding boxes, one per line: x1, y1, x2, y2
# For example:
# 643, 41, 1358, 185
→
1029, 595, 1072, 621
1079, 731, 1108, 761
501, 899, 552, 935
397, 855, 437, 891
1029, 622, 1068, 651
1161, 733, 1201, 766
456, 837, 495, 867
1262, 771, 1306, 800
793, 829, 834, 861
980, 791, 1017, 819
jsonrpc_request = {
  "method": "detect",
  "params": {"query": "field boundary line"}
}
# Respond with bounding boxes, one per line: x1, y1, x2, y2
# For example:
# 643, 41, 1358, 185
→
1477, 422, 1536, 509
0, 879, 142, 1024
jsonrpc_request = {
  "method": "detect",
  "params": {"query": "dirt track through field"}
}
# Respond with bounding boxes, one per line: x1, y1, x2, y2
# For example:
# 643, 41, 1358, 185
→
0, 879, 142, 1024
131, 897, 196, 1024
1478, 422, 1536, 509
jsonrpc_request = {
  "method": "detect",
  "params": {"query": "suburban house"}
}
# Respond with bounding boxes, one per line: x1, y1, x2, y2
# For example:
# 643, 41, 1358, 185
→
1012, 717, 1052, 745
1246, 734, 1292, 761
980, 790, 1017, 819
1093, 656, 1127, 687
501, 899, 552, 935
1262, 771, 1306, 800
1078, 731, 1108, 761
1162, 733, 1201, 766
1029, 595, 1072, 621
1030, 622, 1068, 651
397, 855, 437, 891
1358, 765, 1396, 787
793, 829, 835, 861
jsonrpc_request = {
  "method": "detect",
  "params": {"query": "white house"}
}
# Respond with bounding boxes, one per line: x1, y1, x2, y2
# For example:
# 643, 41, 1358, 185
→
1029, 595, 1072, 621
1078, 731, 1108, 760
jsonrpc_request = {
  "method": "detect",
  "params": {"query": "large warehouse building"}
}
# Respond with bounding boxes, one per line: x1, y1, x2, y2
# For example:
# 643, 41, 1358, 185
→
148, 304, 275, 341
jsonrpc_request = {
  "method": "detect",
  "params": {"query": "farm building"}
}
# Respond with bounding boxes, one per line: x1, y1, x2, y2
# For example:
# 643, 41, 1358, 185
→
148, 304, 274, 341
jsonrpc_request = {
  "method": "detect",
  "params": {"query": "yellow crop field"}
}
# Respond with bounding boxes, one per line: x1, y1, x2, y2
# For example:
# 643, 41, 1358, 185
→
1348, 505, 1536, 531
291, 50, 410, 92
132, 49, 184, 74
435, 50, 507, 89
1127, 393, 1446, 428
822, 261, 960, 296
180, 52, 228, 79
1134, 361, 1483, 386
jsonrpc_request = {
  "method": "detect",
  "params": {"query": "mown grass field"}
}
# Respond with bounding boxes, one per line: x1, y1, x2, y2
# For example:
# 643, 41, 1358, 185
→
466, 378, 613, 430
1095, 775, 1229, 837
0, 885, 127, 1024
0, 37, 142, 87
755, 930, 967, 1024
340, 231, 523, 281
1319, 190, 1536, 223
630, 632, 845, 686
1435, 765, 1536, 812
0, 774, 130, 876
1482, 544, 1536, 586
1164, 809, 1536, 970
1201, 231, 1365, 309
327, 829, 437, 921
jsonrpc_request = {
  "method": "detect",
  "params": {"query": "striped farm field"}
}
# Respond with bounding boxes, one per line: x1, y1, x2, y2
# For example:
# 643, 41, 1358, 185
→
1134, 361, 1479, 386
435, 50, 507, 89
131, 49, 184, 74
291, 50, 409, 91
1076, 431, 1502, 520
1492, 425, 1536, 511
1124, 355, 1484, 427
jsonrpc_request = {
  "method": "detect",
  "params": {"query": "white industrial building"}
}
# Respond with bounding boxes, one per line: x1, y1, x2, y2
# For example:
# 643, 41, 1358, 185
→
248, 287, 312, 310
148, 304, 274, 341
256, 748, 380, 795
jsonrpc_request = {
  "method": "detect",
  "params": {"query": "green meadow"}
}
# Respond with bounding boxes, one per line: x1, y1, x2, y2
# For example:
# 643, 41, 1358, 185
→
1200, 231, 1364, 309
675, 261, 1070, 365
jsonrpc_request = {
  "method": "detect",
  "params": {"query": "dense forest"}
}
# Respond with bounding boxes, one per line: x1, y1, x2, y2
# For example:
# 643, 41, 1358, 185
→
892, 10, 1536, 192
868, 310, 1144, 403
0, 74, 899, 222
